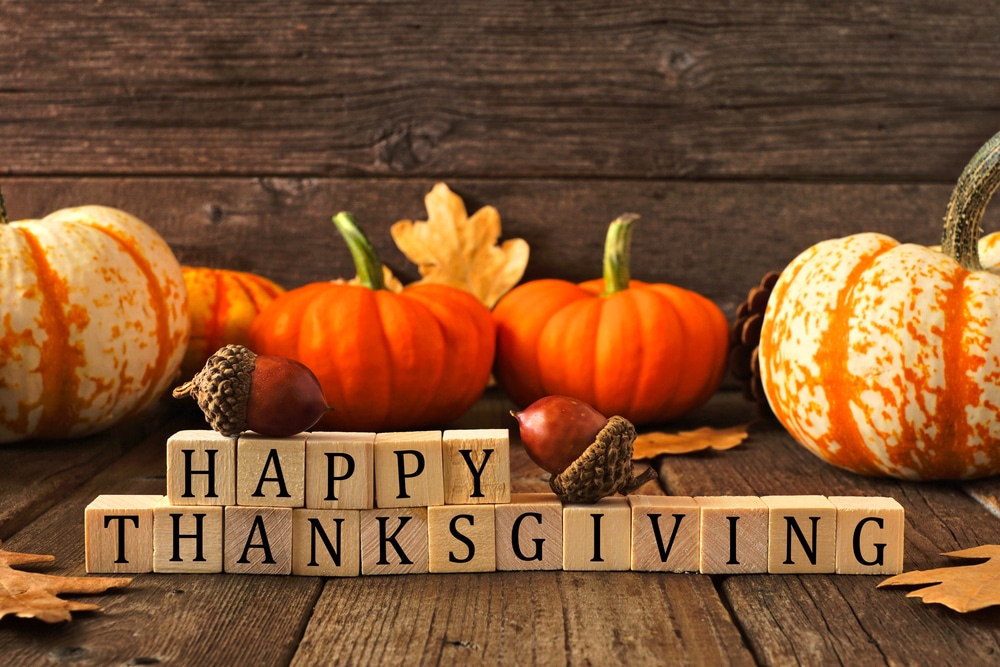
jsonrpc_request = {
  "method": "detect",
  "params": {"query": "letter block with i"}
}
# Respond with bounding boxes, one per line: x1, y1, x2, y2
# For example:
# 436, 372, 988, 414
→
360, 508, 429, 575
762, 495, 837, 574
167, 430, 236, 506
237, 433, 306, 507
563, 497, 631, 571
305, 432, 375, 509
442, 429, 510, 505
494, 493, 563, 571
153, 500, 224, 573
373, 432, 444, 508
697, 496, 768, 574
85, 495, 163, 573
829, 496, 904, 574
629, 495, 701, 572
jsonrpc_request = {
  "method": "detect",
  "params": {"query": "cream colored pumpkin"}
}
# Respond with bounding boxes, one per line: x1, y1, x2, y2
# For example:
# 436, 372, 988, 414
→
0, 205, 189, 443
759, 131, 1000, 480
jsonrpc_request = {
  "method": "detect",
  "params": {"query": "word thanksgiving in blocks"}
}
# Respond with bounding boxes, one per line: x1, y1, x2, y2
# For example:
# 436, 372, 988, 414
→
84, 429, 905, 576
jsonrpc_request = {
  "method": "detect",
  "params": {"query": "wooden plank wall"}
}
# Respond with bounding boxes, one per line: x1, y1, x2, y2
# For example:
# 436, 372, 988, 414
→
4, 0, 1000, 317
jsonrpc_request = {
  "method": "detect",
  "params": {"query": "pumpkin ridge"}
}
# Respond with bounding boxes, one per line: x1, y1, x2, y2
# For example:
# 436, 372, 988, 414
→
937, 267, 977, 477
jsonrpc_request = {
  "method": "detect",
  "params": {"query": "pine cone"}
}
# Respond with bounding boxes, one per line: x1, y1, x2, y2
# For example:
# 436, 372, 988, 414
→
728, 271, 780, 417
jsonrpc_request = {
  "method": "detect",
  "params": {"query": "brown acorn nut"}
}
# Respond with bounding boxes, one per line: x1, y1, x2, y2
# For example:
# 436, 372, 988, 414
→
172, 344, 330, 438
511, 395, 657, 503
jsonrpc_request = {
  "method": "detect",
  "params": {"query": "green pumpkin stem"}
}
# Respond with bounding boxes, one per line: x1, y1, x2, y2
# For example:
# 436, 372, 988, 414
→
942, 130, 1000, 271
332, 211, 385, 290
602, 213, 640, 296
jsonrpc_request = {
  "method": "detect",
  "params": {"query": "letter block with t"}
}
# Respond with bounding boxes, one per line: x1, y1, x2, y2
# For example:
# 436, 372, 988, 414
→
762, 495, 837, 574
494, 493, 563, 571
305, 432, 375, 510
697, 496, 768, 574
373, 432, 444, 508
629, 496, 701, 572
829, 496, 904, 574
153, 501, 224, 573
360, 508, 429, 575
291, 509, 361, 577
85, 495, 162, 573
441, 429, 510, 505
428, 504, 496, 573
563, 497, 631, 571
167, 430, 236, 506
237, 433, 306, 507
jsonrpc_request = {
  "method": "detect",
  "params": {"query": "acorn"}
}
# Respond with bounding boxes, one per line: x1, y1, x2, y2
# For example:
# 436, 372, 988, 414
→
172, 344, 330, 438
511, 395, 657, 503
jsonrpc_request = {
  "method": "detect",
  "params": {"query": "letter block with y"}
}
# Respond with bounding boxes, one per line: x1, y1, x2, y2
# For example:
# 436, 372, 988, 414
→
829, 496, 904, 574
495, 493, 563, 571
167, 430, 236, 506
153, 500, 223, 573
629, 496, 701, 572
237, 433, 306, 507
762, 495, 836, 574
360, 508, 429, 575
442, 429, 510, 504
373, 432, 444, 508
292, 509, 361, 576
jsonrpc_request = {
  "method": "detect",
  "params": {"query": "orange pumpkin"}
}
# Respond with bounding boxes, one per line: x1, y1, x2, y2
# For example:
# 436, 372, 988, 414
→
181, 266, 285, 379
759, 130, 1000, 480
0, 203, 188, 443
248, 212, 496, 432
493, 215, 729, 425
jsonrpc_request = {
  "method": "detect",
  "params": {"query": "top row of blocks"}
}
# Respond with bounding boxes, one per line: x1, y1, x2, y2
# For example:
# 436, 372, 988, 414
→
167, 429, 511, 510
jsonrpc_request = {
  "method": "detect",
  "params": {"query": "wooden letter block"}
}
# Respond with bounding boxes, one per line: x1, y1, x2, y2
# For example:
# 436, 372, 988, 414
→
305, 432, 375, 510
292, 509, 361, 577
85, 495, 162, 573
563, 497, 631, 571
495, 493, 563, 571
360, 507, 429, 575
428, 504, 496, 573
697, 496, 768, 574
373, 431, 444, 508
442, 429, 511, 505
153, 502, 223, 573
829, 496, 905, 574
629, 495, 700, 572
762, 495, 837, 574
166, 430, 236, 506
224, 506, 293, 575
237, 433, 306, 507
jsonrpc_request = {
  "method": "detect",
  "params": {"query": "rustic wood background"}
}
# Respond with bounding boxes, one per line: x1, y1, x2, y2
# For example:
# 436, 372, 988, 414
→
5, 0, 1000, 317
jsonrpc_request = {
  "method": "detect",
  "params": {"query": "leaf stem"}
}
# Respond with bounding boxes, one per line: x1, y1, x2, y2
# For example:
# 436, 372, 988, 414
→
602, 213, 639, 296
332, 212, 385, 290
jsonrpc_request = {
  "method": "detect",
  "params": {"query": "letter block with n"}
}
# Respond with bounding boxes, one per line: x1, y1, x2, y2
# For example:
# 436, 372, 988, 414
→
629, 496, 700, 572
762, 496, 837, 574
167, 431, 236, 506
291, 509, 361, 576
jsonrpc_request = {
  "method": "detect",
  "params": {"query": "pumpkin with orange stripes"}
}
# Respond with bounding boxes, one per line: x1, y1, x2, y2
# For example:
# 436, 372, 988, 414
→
181, 267, 285, 379
759, 130, 1000, 480
0, 204, 188, 443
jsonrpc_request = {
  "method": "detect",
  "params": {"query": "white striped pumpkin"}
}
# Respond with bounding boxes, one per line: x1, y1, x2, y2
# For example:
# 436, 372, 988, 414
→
0, 204, 188, 443
759, 131, 1000, 480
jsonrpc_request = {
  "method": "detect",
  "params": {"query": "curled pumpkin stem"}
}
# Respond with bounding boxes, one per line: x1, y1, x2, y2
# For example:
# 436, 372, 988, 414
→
942, 130, 1000, 271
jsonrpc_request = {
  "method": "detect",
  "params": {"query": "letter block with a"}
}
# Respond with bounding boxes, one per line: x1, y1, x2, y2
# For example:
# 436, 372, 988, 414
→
153, 501, 224, 573
697, 496, 768, 574
292, 509, 361, 577
237, 433, 306, 507
442, 429, 511, 505
495, 493, 563, 571
224, 506, 293, 575
167, 430, 236, 506
305, 432, 375, 510
829, 496, 905, 574
360, 507, 429, 575
563, 497, 631, 571
428, 504, 496, 573
374, 432, 444, 508
629, 495, 700, 572
85, 495, 162, 574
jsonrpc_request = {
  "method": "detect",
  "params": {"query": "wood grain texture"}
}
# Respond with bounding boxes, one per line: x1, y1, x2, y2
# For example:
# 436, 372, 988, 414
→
2, 1, 999, 180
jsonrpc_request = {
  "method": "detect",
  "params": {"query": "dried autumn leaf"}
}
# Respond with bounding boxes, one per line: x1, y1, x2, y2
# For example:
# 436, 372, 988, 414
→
878, 545, 1000, 612
0, 548, 131, 623
632, 423, 750, 460
391, 183, 529, 308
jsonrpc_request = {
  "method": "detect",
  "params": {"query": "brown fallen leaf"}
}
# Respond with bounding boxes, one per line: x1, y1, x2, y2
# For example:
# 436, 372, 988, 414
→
390, 183, 529, 308
878, 545, 1000, 612
0, 548, 131, 623
632, 423, 750, 460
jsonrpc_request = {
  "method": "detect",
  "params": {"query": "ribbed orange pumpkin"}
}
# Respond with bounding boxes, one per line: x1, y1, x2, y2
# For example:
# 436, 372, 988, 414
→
0, 203, 188, 443
493, 215, 729, 425
181, 266, 285, 379
759, 130, 1000, 480
248, 212, 496, 432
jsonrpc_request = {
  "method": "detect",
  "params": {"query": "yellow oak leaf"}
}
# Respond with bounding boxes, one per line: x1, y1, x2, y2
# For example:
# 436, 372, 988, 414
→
878, 545, 1000, 612
632, 424, 750, 460
390, 183, 529, 308
0, 548, 131, 623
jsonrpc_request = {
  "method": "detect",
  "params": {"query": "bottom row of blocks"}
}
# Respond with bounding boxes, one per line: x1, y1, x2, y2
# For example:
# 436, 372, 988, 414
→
85, 493, 904, 576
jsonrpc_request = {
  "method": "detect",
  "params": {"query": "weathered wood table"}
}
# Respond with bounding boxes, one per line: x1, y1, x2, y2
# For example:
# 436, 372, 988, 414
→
0, 390, 999, 666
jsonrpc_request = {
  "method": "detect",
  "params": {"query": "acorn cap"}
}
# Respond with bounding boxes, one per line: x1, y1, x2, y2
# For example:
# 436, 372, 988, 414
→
549, 415, 658, 503
172, 344, 257, 438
